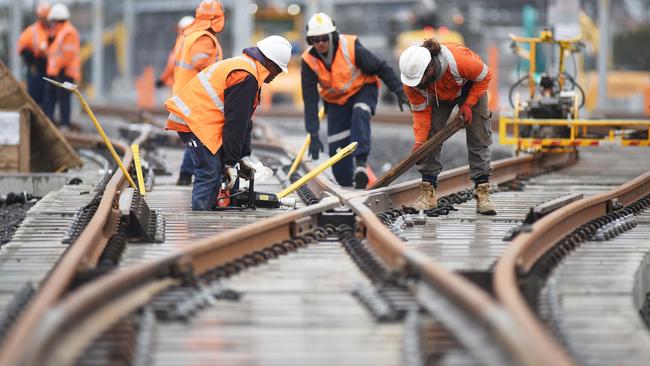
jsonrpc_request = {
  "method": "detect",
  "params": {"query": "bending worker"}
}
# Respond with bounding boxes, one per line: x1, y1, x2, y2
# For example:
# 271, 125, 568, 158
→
167, 0, 225, 186
43, 2, 80, 128
398, 38, 497, 215
165, 35, 292, 211
16, 2, 51, 108
156, 15, 195, 89
301, 12, 409, 188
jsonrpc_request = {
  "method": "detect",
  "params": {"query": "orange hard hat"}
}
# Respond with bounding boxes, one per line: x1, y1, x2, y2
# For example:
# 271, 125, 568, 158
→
186, 0, 224, 34
36, 2, 51, 19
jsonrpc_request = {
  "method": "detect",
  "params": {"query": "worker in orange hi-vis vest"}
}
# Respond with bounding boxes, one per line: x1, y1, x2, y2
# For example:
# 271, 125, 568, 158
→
42, 2, 80, 128
301, 13, 410, 189
165, 36, 292, 211
156, 15, 195, 89
16, 2, 51, 108
399, 38, 497, 215
167, 0, 225, 186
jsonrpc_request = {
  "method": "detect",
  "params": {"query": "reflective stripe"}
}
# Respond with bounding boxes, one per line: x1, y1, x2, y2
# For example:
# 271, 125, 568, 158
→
325, 36, 360, 95
191, 52, 209, 65
171, 95, 191, 116
32, 26, 39, 51
197, 65, 224, 112
62, 44, 76, 51
474, 64, 489, 81
328, 129, 351, 143
353, 102, 371, 114
411, 101, 428, 112
175, 60, 194, 70
168, 112, 188, 125
236, 55, 257, 72
440, 45, 464, 85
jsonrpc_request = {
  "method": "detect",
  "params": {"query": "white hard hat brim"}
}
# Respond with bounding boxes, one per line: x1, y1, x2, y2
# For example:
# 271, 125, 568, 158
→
401, 72, 425, 87
306, 25, 336, 37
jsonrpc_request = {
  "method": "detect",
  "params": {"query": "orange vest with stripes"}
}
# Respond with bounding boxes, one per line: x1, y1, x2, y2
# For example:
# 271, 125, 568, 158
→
17, 22, 50, 58
301, 34, 379, 105
165, 55, 265, 155
172, 30, 222, 94
46, 21, 80, 80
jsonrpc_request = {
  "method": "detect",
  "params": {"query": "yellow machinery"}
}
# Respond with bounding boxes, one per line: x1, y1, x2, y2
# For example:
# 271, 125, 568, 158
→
500, 30, 650, 153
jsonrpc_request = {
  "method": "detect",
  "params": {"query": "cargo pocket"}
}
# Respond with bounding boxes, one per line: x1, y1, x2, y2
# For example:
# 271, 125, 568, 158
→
186, 139, 207, 169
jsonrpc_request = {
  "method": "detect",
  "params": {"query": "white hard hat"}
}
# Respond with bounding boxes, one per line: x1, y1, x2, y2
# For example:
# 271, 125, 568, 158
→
399, 46, 432, 87
306, 13, 336, 37
177, 16, 194, 30
257, 35, 292, 73
48, 3, 70, 21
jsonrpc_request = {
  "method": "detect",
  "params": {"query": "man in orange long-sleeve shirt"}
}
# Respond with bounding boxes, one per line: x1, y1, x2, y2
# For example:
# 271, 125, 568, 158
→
156, 16, 195, 89
16, 2, 51, 108
399, 38, 497, 215
42, 3, 80, 128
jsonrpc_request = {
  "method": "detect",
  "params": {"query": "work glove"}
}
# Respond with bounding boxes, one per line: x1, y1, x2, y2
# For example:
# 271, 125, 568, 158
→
224, 165, 238, 190
308, 134, 324, 160
459, 103, 473, 125
396, 90, 410, 112
155, 79, 165, 88
238, 156, 256, 180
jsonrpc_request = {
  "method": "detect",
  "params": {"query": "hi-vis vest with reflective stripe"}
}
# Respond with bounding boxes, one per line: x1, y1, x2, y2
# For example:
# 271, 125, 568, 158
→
166, 55, 263, 155
17, 22, 49, 58
407, 43, 490, 113
301, 34, 379, 105
173, 30, 222, 94
46, 21, 80, 80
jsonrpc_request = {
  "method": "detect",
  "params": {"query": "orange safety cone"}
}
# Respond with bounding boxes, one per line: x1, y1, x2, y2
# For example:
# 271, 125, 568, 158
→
366, 165, 377, 189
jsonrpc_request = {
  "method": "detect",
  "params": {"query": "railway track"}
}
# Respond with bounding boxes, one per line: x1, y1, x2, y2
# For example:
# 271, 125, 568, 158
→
0, 107, 649, 365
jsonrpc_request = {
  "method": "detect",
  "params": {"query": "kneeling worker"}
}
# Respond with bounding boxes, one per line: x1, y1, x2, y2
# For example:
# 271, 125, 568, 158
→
301, 13, 409, 188
165, 35, 292, 211
399, 38, 497, 215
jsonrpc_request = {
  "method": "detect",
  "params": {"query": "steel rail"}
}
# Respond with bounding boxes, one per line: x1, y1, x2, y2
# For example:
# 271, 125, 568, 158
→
0, 130, 150, 366
493, 167, 650, 366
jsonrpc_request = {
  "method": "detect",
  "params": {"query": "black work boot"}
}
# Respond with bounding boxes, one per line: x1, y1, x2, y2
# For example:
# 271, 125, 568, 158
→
176, 172, 192, 186
353, 166, 368, 189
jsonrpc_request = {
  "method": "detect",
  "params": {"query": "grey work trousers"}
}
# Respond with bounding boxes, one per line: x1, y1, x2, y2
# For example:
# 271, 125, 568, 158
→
417, 94, 493, 180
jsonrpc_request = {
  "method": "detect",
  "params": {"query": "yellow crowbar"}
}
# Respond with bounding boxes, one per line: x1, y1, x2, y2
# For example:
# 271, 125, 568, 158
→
44, 77, 137, 189
287, 134, 311, 177
131, 144, 146, 195
277, 141, 357, 199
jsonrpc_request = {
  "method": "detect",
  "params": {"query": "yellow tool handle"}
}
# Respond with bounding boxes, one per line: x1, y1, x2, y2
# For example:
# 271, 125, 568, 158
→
287, 134, 311, 177
131, 144, 146, 196
277, 141, 357, 199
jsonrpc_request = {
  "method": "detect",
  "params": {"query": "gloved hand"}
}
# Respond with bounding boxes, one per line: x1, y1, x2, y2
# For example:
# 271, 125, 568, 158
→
308, 134, 324, 160
224, 165, 238, 190
155, 79, 165, 88
396, 90, 410, 112
411, 141, 424, 153
238, 156, 256, 180
459, 103, 473, 124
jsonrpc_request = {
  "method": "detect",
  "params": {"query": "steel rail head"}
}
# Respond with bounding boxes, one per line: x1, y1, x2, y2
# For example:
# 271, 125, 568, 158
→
0, 130, 151, 366
493, 169, 650, 366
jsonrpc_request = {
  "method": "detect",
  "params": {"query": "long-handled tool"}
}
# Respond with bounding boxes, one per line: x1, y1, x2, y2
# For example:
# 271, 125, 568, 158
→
368, 114, 465, 189
43, 77, 137, 189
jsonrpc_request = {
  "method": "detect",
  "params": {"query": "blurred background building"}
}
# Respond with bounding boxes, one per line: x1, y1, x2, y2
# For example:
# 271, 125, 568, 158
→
1, 0, 649, 115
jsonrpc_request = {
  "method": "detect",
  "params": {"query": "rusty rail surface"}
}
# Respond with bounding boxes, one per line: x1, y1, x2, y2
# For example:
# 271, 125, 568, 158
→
0, 110, 582, 365
0, 130, 150, 366
493, 168, 650, 366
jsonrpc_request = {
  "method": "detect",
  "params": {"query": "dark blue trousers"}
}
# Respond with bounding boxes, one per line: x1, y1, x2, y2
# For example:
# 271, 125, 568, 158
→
179, 148, 195, 176
177, 131, 222, 211
325, 83, 378, 186
26, 67, 46, 108
43, 75, 73, 126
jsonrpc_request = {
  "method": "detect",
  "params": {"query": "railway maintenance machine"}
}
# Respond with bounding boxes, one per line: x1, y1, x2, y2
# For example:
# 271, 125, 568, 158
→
499, 30, 650, 153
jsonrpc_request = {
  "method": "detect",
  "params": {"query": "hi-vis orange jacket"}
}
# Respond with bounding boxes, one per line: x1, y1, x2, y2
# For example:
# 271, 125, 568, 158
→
404, 42, 492, 143
172, 30, 222, 94
301, 34, 379, 105
46, 21, 81, 81
165, 55, 269, 155
159, 33, 184, 87
17, 21, 50, 59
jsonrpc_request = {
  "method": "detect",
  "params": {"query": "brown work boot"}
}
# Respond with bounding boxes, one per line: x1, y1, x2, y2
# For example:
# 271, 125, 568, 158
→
408, 182, 438, 211
474, 183, 497, 215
